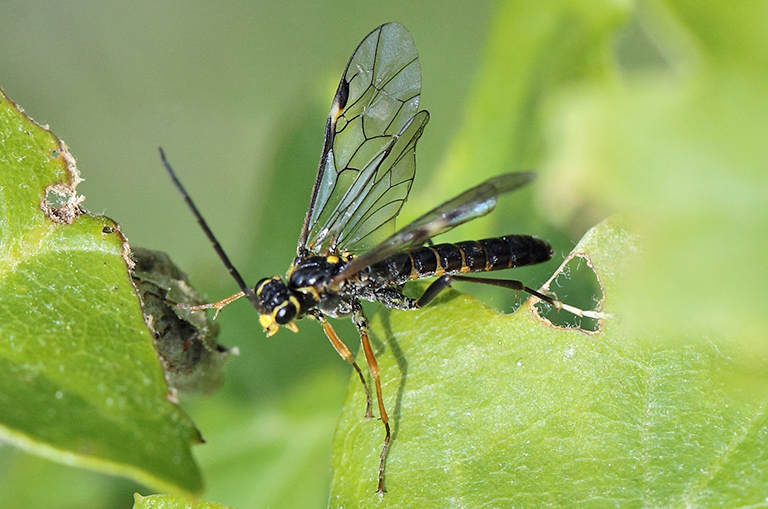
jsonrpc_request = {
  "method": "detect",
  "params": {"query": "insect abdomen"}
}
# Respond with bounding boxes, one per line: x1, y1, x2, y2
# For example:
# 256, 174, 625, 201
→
367, 235, 554, 285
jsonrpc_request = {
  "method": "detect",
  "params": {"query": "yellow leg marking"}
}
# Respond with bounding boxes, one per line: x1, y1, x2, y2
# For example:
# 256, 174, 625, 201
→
318, 317, 372, 418
356, 312, 390, 494
177, 290, 245, 319
360, 327, 388, 426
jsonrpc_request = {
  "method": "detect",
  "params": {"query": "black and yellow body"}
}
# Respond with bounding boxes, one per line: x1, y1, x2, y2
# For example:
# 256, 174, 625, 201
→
255, 234, 554, 335
162, 23, 588, 495
362, 235, 553, 288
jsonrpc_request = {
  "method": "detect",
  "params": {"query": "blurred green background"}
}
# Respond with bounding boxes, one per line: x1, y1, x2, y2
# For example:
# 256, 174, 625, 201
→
0, 2, 498, 508
2, 0, 767, 507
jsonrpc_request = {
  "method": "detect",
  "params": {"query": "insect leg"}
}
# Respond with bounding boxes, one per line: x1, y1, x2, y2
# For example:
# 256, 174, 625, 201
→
176, 291, 246, 319
310, 312, 372, 418
449, 275, 607, 320
372, 279, 454, 310
413, 274, 605, 319
416, 275, 453, 307
414, 274, 528, 309
351, 302, 390, 495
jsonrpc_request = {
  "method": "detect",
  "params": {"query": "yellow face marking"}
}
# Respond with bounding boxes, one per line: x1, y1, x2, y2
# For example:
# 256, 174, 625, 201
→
256, 275, 281, 297
255, 281, 267, 296
326, 255, 340, 264
259, 313, 279, 337
289, 295, 301, 313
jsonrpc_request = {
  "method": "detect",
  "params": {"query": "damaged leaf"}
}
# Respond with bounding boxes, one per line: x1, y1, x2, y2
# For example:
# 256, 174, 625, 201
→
330, 218, 768, 507
0, 88, 203, 495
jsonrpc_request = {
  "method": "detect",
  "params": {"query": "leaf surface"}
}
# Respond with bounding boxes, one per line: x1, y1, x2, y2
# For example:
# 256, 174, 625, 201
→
330, 219, 768, 507
0, 88, 202, 495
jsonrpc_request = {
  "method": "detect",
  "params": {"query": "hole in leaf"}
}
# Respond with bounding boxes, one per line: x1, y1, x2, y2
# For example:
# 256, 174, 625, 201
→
41, 183, 84, 224
44, 187, 69, 209
534, 254, 604, 332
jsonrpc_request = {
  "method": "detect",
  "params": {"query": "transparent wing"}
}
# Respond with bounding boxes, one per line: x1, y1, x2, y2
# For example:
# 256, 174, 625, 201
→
297, 22, 428, 257
334, 172, 536, 282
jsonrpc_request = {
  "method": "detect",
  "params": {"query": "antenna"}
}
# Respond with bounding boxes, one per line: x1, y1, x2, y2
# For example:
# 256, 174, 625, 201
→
159, 148, 259, 309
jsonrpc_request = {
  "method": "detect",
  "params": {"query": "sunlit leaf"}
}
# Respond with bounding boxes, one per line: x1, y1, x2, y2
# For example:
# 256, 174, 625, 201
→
330, 218, 768, 507
0, 88, 202, 495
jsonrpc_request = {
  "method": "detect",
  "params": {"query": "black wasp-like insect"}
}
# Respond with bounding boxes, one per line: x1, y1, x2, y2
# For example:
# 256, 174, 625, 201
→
161, 22, 590, 494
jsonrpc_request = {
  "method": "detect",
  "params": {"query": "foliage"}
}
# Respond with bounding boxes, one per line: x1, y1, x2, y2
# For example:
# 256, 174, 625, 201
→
0, 90, 202, 495
1, 0, 766, 507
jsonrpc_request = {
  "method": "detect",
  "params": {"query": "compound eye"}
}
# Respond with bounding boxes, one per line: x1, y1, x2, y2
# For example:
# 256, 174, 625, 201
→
275, 303, 296, 324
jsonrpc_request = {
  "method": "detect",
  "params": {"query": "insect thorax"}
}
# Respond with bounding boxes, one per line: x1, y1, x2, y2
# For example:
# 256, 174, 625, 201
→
288, 255, 346, 291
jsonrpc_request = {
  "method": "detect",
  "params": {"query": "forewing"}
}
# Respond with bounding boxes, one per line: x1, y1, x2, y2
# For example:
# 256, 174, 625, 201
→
327, 110, 429, 252
335, 172, 536, 281
297, 22, 425, 256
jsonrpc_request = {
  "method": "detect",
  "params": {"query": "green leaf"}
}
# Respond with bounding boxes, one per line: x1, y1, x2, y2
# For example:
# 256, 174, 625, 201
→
539, 0, 768, 342
329, 2, 768, 504
4, 1, 763, 505
330, 218, 768, 506
133, 493, 234, 509
0, 88, 202, 494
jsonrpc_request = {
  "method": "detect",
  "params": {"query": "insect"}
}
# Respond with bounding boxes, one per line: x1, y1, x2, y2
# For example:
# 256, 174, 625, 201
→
160, 22, 592, 494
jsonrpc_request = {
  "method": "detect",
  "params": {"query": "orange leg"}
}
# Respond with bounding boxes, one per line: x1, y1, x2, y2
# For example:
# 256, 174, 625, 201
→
351, 303, 390, 495
177, 290, 245, 319
312, 313, 372, 418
